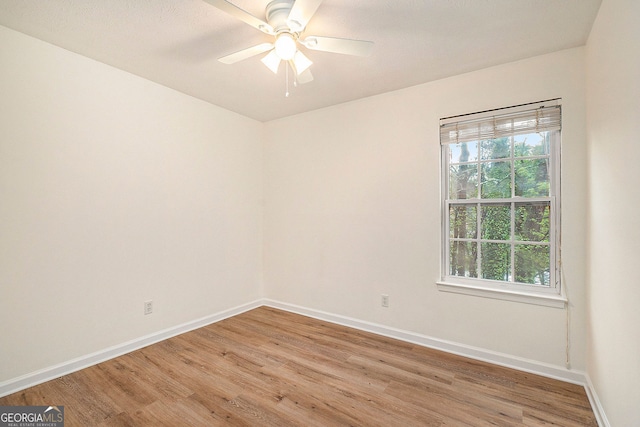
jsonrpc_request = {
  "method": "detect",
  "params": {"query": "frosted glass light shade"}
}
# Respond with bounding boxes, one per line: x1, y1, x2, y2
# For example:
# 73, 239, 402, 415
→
274, 33, 296, 60
292, 50, 313, 74
261, 50, 281, 74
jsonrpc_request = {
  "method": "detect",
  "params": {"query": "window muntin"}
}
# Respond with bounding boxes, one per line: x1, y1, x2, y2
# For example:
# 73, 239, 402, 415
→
441, 101, 560, 295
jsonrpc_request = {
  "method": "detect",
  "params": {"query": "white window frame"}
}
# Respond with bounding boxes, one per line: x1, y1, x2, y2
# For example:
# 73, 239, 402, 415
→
437, 100, 566, 308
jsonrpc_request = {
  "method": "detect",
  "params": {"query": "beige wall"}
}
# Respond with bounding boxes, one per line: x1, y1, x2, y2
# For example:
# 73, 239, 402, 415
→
586, 0, 640, 425
264, 48, 588, 369
0, 26, 263, 381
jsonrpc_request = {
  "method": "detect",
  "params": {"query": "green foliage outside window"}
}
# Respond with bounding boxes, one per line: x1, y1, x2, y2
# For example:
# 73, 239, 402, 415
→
448, 133, 552, 286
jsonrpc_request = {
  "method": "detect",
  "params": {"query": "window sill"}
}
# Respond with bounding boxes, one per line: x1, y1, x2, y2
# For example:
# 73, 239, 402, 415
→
436, 281, 567, 308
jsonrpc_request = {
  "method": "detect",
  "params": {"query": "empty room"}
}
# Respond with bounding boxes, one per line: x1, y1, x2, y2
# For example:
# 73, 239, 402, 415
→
0, 0, 638, 425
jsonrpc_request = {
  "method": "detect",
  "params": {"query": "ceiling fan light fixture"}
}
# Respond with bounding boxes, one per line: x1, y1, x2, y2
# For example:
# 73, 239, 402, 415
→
261, 50, 282, 73
274, 32, 297, 60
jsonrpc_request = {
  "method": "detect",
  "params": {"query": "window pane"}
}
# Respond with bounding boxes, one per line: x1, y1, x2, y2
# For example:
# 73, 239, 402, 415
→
514, 132, 550, 157
515, 244, 550, 285
449, 164, 478, 199
449, 205, 477, 239
450, 241, 477, 278
449, 141, 478, 163
481, 161, 511, 199
515, 203, 550, 242
441, 104, 559, 292
480, 137, 510, 160
515, 158, 549, 197
481, 242, 511, 281
481, 204, 510, 240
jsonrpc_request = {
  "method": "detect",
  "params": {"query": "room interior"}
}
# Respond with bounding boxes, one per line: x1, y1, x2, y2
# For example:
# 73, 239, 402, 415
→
0, 0, 638, 425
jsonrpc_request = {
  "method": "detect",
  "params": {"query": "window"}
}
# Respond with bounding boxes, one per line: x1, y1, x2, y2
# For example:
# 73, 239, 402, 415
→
438, 100, 564, 306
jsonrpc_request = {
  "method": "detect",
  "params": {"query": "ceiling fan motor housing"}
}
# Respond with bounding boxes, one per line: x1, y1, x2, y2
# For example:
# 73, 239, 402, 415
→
266, 0, 299, 34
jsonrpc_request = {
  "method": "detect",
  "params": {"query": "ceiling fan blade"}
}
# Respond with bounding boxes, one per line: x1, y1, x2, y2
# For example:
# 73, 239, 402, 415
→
287, 0, 323, 32
218, 43, 274, 64
301, 36, 374, 57
203, 0, 274, 34
296, 68, 314, 84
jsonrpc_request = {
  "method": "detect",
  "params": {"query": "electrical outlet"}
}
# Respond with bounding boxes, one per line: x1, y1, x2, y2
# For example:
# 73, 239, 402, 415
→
381, 294, 389, 308
144, 300, 153, 315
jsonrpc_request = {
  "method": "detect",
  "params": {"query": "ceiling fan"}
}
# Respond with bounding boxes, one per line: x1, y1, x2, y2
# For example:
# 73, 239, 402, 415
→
203, 0, 374, 84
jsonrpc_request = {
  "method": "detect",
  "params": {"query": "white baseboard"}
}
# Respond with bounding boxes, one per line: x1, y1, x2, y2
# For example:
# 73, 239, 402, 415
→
0, 298, 609, 426
583, 374, 611, 427
0, 300, 263, 398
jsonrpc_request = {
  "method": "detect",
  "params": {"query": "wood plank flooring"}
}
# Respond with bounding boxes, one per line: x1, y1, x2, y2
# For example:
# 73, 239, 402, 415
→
0, 306, 597, 426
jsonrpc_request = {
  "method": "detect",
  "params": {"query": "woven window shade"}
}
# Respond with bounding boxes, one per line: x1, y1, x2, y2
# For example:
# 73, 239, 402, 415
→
440, 104, 561, 145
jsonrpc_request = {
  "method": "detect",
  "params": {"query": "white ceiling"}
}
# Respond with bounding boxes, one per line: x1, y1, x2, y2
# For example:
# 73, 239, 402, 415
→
0, 0, 601, 122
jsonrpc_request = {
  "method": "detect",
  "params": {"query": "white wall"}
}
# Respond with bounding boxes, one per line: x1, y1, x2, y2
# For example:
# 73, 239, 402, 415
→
0, 26, 263, 382
586, 0, 640, 425
1, 12, 608, 408
264, 48, 588, 369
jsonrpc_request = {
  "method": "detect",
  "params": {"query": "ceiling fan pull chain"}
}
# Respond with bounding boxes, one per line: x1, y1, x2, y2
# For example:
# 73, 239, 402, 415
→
285, 62, 290, 97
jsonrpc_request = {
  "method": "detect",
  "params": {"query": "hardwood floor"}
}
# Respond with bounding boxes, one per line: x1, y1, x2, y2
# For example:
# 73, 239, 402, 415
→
0, 307, 596, 426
